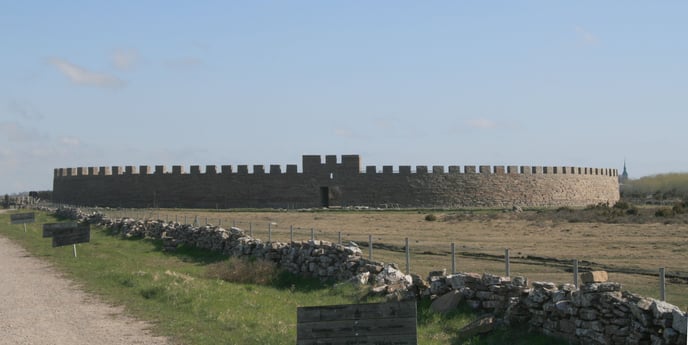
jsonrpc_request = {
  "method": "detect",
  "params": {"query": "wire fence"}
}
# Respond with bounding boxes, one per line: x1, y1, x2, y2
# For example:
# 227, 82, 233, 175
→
51, 204, 688, 307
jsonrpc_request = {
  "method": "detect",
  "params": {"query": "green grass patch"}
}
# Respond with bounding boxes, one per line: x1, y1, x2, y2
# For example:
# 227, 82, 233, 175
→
0, 211, 563, 345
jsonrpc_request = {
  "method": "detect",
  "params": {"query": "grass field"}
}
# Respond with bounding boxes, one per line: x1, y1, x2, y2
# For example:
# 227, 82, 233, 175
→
91, 206, 688, 309
0, 210, 565, 345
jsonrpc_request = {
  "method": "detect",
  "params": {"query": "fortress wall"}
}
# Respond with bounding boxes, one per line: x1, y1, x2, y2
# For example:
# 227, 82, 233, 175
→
52, 155, 620, 208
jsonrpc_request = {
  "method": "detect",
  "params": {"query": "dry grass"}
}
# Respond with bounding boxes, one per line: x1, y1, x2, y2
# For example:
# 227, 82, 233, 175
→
206, 257, 279, 285
100, 207, 688, 309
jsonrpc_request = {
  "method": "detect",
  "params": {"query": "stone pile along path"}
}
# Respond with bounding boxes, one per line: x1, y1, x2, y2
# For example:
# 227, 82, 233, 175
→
0, 229, 171, 345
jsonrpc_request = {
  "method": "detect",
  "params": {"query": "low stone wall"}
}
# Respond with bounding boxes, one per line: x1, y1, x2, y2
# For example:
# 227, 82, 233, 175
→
52, 207, 686, 344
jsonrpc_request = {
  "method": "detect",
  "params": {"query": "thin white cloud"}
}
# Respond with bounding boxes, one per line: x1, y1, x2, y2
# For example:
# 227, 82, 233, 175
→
48, 57, 125, 87
334, 128, 355, 138
164, 57, 203, 69
59, 136, 81, 146
0, 122, 48, 142
8, 99, 43, 120
467, 118, 498, 129
112, 49, 139, 71
575, 26, 599, 45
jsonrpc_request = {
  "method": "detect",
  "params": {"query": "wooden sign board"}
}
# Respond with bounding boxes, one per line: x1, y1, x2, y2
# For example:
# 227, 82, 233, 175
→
52, 223, 90, 247
43, 222, 78, 238
297, 301, 417, 345
10, 212, 35, 224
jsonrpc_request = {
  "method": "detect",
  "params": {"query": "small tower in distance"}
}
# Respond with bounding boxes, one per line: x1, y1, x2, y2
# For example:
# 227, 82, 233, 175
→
619, 159, 629, 184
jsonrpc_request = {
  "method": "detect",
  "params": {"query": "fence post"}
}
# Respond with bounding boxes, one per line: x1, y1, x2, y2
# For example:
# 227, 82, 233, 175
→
219, 218, 222, 226
338, 231, 342, 245
451, 242, 456, 275
573, 259, 579, 289
249, 222, 253, 237
290, 225, 294, 243
405, 237, 410, 275
505, 248, 510, 277
205, 217, 208, 225
233, 220, 236, 227
184, 215, 187, 224
175, 215, 178, 223
268, 223, 272, 243
660, 267, 666, 302
310, 228, 314, 241
368, 234, 373, 261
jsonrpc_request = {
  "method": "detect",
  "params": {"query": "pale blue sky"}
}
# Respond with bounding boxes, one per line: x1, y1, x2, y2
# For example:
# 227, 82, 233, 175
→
1, 1, 686, 194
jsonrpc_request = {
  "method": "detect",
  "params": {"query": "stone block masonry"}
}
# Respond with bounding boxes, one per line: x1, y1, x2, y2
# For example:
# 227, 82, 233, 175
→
51, 207, 685, 345
52, 154, 620, 208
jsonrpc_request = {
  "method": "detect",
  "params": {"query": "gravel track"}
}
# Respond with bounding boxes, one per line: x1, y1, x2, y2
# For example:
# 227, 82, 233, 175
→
0, 233, 172, 345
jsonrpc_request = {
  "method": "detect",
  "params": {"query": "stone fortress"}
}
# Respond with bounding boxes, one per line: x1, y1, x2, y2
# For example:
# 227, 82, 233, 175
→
52, 154, 620, 209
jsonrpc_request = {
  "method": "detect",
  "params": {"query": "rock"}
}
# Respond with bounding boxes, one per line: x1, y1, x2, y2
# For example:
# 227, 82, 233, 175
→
672, 310, 687, 335
430, 290, 463, 314
580, 271, 608, 284
458, 316, 496, 339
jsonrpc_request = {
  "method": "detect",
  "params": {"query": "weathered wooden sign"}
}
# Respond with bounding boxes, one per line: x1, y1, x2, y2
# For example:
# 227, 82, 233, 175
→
51, 223, 90, 247
297, 301, 417, 345
42, 222, 78, 238
10, 212, 35, 224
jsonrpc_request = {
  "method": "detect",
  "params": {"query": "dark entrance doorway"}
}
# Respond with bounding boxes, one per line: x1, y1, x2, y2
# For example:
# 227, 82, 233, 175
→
320, 187, 329, 207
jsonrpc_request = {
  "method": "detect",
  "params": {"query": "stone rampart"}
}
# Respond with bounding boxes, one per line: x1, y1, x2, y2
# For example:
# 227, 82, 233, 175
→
52, 154, 620, 208
50, 207, 685, 345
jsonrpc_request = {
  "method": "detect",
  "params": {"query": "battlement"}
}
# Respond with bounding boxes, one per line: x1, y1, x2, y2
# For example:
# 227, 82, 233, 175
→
52, 154, 620, 209
53, 156, 618, 178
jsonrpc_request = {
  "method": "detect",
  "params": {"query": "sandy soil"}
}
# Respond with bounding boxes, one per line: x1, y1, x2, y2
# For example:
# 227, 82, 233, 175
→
0, 232, 171, 345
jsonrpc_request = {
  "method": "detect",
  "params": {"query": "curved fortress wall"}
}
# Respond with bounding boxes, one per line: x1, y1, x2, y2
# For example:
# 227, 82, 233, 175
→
52, 155, 620, 208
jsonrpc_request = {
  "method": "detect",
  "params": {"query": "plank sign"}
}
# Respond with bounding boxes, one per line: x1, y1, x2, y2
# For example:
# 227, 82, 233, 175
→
10, 212, 35, 224
49, 223, 90, 247
42, 222, 78, 238
297, 301, 417, 345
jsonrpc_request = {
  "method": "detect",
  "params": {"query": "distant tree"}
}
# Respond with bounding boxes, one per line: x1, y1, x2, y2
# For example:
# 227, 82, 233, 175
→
3, 194, 8, 209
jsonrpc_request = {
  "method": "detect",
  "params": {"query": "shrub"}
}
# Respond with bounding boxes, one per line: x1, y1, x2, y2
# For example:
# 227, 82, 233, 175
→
206, 257, 279, 285
655, 208, 674, 217
626, 207, 639, 215
424, 214, 437, 221
613, 201, 631, 210
673, 202, 686, 215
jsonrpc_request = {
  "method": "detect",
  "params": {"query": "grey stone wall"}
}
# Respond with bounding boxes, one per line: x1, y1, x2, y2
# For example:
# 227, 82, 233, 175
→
52, 155, 620, 208
52, 207, 685, 345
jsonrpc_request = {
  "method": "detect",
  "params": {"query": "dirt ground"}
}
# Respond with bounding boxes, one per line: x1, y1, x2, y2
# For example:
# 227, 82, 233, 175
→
0, 223, 171, 345
99, 207, 688, 308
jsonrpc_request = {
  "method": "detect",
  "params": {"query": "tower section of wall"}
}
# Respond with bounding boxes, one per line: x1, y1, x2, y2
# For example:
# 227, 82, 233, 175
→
52, 156, 620, 208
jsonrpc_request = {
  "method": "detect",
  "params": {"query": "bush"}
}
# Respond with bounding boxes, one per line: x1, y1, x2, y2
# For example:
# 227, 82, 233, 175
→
626, 207, 639, 215
655, 208, 674, 217
673, 202, 686, 214
613, 201, 631, 210
424, 214, 437, 221
206, 257, 279, 285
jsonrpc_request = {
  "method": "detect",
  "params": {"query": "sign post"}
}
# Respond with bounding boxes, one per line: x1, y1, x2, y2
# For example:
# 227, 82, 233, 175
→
11, 212, 35, 232
43, 222, 90, 258
297, 301, 417, 345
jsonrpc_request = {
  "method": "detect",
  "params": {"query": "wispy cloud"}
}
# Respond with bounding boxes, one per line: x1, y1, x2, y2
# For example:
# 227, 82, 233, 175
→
575, 26, 599, 45
164, 57, 203, 69
48, 57, 125, 87
8, 99, 43, 120
111, 49, 139, 71
466, 118, 498, 129
0, 122, 48, 142
59, 136, 81, 146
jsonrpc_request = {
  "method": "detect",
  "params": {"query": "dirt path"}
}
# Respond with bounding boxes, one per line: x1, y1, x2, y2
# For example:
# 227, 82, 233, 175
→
0, 234, 172, 345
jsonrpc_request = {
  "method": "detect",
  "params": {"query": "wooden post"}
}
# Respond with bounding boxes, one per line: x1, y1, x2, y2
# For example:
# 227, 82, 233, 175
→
573, 259, 579, 289
660, 267, 666, 302
73, 244, 77, 258
219, 218, 222, 226
451, 242, 456, 275
249, 222, 253, 237
290, 225, 294, 242
310, 228, 314, 241
205, 217, 208, 225
505, 248, 510, 277
368, 234, 373, 261
268, 223, 272, 243
405, 237, 410, 275
232, 220, 236, 227
184, 215, 187, 224
338, 231, 342, 245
